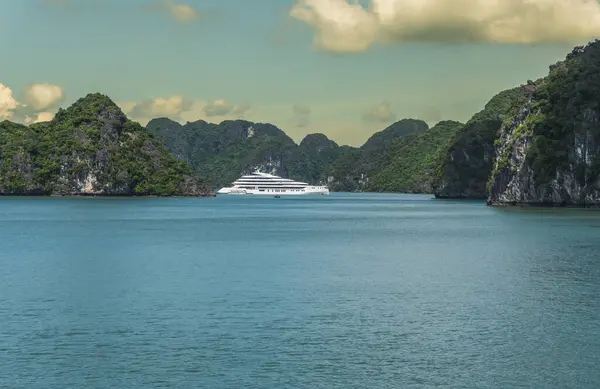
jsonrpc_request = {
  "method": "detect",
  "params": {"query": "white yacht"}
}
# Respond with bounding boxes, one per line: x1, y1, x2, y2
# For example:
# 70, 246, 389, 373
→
217, 171, 329, 196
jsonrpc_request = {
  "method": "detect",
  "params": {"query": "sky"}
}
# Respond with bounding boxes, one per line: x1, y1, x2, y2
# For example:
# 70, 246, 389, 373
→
1, 0, 600, 146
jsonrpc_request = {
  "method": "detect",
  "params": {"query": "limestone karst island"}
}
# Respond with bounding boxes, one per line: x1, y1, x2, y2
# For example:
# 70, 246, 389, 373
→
2, 1, 600, 388
2, 42, 600, 205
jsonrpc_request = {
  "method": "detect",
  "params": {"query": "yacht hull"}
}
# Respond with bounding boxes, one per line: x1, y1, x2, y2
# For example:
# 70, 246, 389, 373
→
217, 187, 329, 196
217, 171, 330, 196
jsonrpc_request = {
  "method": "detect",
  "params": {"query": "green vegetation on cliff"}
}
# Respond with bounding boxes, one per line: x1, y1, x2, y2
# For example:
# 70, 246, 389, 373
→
147, 118, 297, 188
526, 41, 600, 186
148, 116, 460, 194
486, 40, 600, 206
432, 87, 527, 198
5, 43, 599, 199
366, 121, 464, 193
361, 119, 429, 151
56, 42, 597, 199
286, 133, 342, 185
0, 94, 209, 196
327, 119, 432, 192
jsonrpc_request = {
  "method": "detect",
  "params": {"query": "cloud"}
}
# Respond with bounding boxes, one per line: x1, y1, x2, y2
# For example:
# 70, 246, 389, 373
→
204, 99, 250, 117
1, 82, 63, 124
363, 101, 396, 122
232, 103, 251, 118
293, 104, 311, 127
129, 95, 191, 119
122, 96, 251, 124
0, 83, 19, 120
117, 101, 137, 116
48, 0, 201, 23
22, 83, 64, 111
150, 0, 199, 23
203, 99, 233, 117
290, 0, 600, 53
23, 112, 55, 125
34, 111, 55, 123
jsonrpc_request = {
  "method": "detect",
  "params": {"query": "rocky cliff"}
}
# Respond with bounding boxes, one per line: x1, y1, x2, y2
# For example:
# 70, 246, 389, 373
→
146, 118, 298, 188
147, 116, 447, 193
0, 93, 211, 196
487, 41, 600, 206
432, 88, 527, 199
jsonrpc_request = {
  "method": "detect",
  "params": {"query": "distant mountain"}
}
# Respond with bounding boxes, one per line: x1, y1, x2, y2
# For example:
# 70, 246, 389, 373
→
0, 94, 210, 196
147, 117, 436, 191
365, 120, 464, 193
286, 133, 342, 185
327, 119, 432, 192
145, 39, 600, 204
2, 43, 594, 203
146, 118, 297, 188
299, 133, 338, 152
361, 118, 429, 151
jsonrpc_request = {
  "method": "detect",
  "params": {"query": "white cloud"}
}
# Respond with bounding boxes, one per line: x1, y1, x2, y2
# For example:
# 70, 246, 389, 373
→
293, 104, 311, 127
117, 101, 137, 115
33, 111, 55, 123
1, 82, 63, 124
178, 101, 206, 123
169, 1, 198, 22
22, 83, 64, 111
23, 111, 55, 125
0, 83, 19, 119
290, 0, 600, 53
232, 103, 251, 118
363, 101, 396, 122
151, 0, 199, 23
204, 99, 233, 117
122, 96, 251, 124
129, 95, 190, 118
204, 99, 250, 117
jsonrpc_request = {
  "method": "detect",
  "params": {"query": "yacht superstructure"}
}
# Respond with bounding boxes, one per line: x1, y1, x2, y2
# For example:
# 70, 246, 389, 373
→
217, 172, 329, 196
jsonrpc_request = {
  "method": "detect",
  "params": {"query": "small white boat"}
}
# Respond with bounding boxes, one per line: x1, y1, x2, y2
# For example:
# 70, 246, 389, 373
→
217, 171, 329, 196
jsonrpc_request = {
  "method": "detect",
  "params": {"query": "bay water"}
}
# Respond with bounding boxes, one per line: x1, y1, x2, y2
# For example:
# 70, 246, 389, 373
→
1, 194, 599, 388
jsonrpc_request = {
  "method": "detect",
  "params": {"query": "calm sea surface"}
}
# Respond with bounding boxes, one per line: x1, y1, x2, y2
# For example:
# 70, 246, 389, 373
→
1, 194, 599, 388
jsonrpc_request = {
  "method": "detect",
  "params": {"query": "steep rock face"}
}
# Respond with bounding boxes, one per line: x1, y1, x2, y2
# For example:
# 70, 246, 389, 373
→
146, 115, 462, 194
0, 94, 210, 196
148, 117, 432, 192
488, 42, 600, 206
433, 88, 526, 199
147, 118, 296, 188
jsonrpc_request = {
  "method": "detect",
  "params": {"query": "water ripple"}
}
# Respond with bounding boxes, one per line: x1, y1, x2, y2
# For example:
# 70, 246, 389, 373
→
0, 195, 599, 388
